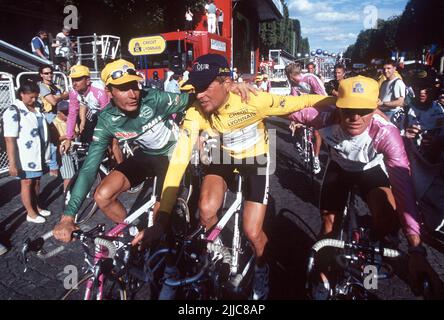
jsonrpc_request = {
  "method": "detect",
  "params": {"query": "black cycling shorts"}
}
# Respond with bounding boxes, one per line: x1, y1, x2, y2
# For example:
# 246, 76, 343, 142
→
320, 161, 391, 212
205, 154, 270, 205
114, 151, 169, 200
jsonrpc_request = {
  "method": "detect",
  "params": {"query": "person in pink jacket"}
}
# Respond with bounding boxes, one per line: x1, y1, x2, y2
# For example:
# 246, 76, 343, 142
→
289, 75, 443, 298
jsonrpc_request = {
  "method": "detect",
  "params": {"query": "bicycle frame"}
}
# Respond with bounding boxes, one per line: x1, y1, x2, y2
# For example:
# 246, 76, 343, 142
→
302, 126, 315, 172
82, 176, 158, 300
206, 176, 254, 278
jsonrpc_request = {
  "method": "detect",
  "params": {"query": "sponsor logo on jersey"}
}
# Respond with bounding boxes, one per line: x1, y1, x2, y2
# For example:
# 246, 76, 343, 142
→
115, 131, 138, 139
140, 107, 154, 119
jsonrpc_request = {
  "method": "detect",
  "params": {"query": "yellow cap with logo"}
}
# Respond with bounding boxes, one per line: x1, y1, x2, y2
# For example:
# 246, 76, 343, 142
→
336, 76, 379, 109
101, 59, 143, 86
69, 65, 90, 78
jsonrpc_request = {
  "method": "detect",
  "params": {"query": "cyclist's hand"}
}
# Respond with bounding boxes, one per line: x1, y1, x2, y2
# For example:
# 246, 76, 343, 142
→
289, 121, 303, 136
61, 139, 72, 154
408, 251, 444, 297
228, 82, 258, 102
131, 211, 170, 248
53, 215, 78, 243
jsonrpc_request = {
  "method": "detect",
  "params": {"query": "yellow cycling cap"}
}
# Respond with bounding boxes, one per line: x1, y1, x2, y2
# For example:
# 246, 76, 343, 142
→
336, 76, 379, 109
69, 65, 90, 78
101, 59, 143, 86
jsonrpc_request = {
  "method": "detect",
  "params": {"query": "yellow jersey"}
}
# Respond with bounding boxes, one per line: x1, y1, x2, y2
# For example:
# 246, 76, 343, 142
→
159, 92, 335, 213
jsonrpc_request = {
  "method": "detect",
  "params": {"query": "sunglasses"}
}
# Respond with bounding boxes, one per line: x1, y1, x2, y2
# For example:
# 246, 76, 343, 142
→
42, 71, 53, 75
340, 108, 374, 117
106, 68, 139, 82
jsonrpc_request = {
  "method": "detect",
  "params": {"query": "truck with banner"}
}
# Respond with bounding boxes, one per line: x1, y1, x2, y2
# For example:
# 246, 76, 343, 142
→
129, 30, 231, 81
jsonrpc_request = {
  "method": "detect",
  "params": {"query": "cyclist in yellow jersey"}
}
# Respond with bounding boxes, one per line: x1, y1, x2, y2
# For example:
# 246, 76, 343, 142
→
134, 54, 334, 300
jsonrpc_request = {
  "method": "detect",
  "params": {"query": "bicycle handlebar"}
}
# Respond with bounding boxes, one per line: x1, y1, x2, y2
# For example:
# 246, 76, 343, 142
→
306, 238, 401, 288
164, 256, 209, 287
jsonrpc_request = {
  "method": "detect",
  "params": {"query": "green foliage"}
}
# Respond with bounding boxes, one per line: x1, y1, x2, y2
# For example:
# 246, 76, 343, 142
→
259, 0, 309, 59
345, 0, 444, 63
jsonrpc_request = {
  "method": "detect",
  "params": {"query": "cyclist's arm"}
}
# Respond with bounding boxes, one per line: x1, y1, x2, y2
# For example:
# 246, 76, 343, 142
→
255, 92, 336, 118
288, 104, 336, 129
63, 120, 113, 217
159, 107, 204, 214
66, 90, 80, 139
375, 125, 421, 239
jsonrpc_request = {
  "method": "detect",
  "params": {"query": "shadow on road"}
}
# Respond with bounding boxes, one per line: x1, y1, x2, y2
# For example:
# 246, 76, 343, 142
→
0, 179, 20, 208
264, 197, 318, 299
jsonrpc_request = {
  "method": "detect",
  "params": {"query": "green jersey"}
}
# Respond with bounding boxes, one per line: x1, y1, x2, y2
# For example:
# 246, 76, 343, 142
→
64, 88, 192, 216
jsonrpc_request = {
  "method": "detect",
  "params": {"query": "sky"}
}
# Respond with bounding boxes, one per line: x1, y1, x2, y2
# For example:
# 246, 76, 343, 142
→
286, 0, 409, 55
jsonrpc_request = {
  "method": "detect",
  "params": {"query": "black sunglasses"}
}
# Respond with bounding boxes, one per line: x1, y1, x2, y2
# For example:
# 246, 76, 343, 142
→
340, 108, 374, 117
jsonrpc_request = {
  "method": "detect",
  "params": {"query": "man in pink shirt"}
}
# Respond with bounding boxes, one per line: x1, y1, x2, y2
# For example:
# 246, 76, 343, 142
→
62, 65, 122, 162
286, 62, 326, 174
290, 76, 443, 298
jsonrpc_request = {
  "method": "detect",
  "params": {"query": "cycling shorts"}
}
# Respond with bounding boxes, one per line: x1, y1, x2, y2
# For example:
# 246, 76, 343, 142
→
205, 153, 269, 205
320, 160, 390, 212
114, 151, 169, 200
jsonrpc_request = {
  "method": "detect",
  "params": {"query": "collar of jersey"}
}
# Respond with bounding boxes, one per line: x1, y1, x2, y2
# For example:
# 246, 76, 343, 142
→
107, 100, 128, 117
215, 92, 241, 115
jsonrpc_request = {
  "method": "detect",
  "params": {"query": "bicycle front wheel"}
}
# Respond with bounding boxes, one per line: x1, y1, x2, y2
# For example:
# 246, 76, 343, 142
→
61, 273, 127, 300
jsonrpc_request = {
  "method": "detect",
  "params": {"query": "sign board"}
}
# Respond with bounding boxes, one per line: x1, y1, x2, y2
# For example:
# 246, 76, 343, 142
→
128, 35, 166, 56
210, 39, 226, 52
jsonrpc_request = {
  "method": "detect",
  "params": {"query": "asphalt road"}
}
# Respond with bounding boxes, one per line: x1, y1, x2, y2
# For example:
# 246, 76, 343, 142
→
0, 117, 443, 300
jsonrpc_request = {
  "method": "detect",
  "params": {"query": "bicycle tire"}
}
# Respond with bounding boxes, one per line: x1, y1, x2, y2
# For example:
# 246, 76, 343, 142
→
64, 172, 101, 225
61, 272, 127, 300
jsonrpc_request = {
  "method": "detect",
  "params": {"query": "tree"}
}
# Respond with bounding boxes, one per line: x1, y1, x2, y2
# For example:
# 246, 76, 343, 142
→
259, 0, 309, 59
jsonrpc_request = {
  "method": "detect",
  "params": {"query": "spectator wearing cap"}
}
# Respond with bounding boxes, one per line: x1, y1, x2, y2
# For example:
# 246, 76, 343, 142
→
31, 30, 50, 60
253, 75, 263, 91
147, 71, 164, 91
3, 82, 51, 224
64, 65, 122, 165
260, 74, 269, 92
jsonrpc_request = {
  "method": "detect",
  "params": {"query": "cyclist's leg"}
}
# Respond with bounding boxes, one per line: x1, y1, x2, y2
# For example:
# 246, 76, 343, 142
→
241, 155, 271, 300
319, 161, 349, 237
94, 152, 158, 223
242, 156, 270, 264
243, 201, 268, 264
359, 165, 398, 241
313, 130, 322, 158
94, 170, 131, 223
198, 174, 227, 230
